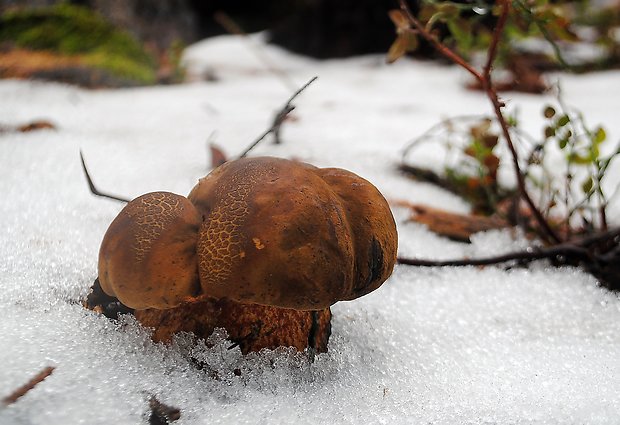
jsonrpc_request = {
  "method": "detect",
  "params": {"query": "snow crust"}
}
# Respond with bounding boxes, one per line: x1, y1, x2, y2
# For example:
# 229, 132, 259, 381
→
1, 34, 620, 424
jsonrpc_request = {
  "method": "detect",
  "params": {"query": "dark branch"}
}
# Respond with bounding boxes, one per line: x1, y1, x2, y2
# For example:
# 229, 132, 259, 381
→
397, 244, 589, 267
572, 226, 620, 248
482, 0, 509, 80
80, 150, 130, 203
3, 366, 55, 405
398, 0, 482, 83
482, 1, 561, 244
398, 164, 463, 197
398, 0, 561, 245
237, 76, 318, 159
397, 227, 620, 268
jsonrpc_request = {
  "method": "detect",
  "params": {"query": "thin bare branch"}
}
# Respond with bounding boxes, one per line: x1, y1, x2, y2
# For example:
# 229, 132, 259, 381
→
237, 76, 318, 159
398, 0, 482, 83
398, 0, 561, 244
488, 86, 562, 244
483, 0, 510, 79
398, 226, 620, 268
3, 366, 55, 405
513, 0, 571, 69
398, 244, 589, 267
80, 151, 131, 203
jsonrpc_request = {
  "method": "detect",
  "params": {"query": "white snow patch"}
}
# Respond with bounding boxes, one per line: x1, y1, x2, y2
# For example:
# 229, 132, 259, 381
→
1, 35, 620, 424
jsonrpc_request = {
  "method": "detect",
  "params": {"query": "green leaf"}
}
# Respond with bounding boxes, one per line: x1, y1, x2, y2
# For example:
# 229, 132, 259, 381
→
437, 3, 459, 17
569, 153, 590, 164
386, 33, 416, 63
581, 176, 593, 194
594, 127, 606, 144
447, 19, 473, 51
557, 114, 570, 127
388, 9, 410, 31
558, 138, 568, 149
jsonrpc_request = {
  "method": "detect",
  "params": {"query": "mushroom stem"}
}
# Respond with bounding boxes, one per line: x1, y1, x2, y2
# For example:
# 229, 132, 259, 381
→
135, 298, 332, 354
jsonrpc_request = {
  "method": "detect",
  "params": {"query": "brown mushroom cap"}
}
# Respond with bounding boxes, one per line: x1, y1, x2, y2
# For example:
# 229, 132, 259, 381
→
312, 167, 398, 300
188, 157, 397, 310
98, 192, 202, 309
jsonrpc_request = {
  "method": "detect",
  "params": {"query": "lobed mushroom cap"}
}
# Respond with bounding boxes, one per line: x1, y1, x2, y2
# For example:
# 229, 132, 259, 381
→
98, 192, 202, 309
188, 157, 397, 310
312, 167, 398, 300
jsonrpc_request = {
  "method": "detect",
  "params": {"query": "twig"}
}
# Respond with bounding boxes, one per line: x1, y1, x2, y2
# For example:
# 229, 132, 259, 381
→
482, 0, 561, 244
3, 366, 55, 405
398, 0, 561, 244
80, 150, 130, 203
513, 0, 571, 69
214, 11, 298, 92
572, 226, 620, 248
397, 244, 588, 267
398, 164, 463, 196
237, 76, 318, 159
398, 226, 620, 268
398, 1, 481, 83
482, 1, 509, 80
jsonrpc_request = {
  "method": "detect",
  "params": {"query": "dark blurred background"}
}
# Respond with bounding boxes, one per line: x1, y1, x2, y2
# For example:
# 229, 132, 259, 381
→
0, 0, 398, 57
2, 0, 618, 89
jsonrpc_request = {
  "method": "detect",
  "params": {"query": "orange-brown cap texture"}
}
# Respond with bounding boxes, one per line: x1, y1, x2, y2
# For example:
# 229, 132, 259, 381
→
188, 157, 397, 310
313, 167, 398, 300
98, 192, 202, 309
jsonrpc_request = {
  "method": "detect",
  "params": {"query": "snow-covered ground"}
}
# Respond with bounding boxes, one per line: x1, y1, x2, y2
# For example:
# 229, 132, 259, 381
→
1, 34, 619, 424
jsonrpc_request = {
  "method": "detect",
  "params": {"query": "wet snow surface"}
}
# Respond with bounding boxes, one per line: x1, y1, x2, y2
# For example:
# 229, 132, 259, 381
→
1, 35, 620, 424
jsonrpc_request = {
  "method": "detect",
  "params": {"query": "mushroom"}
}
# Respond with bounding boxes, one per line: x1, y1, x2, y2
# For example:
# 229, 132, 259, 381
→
98, 191, 202, 310
95, 157, 397, 352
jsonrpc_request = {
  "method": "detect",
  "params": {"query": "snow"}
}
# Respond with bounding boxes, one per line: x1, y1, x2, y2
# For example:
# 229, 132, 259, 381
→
1, 34, 620, 424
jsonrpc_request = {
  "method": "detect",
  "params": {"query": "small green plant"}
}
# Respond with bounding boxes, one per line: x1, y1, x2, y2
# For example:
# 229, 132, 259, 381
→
403, 100, 620, 237
528, 97, 620, 235
393, 0, 620, 291
0, 4, 157, 84
446, 119, 503, 214
389, 1, 577, 62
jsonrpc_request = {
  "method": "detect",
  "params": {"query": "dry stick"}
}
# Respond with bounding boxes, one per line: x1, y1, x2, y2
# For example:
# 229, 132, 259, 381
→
398, 2, 481, 83
81, 78, 317, 201
3, 366, 55, 405
398, 226, 620, 268
481, 2, 509, 80
399, 0, 560, 244
481, 0, 560, 244
80, 151, 131, 203
397, 245, 588, 267
237, 76, 318, 159
513, 0, 570, 69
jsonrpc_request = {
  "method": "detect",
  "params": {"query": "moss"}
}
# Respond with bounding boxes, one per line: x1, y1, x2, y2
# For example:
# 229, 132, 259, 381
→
0, 4, 157, 85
